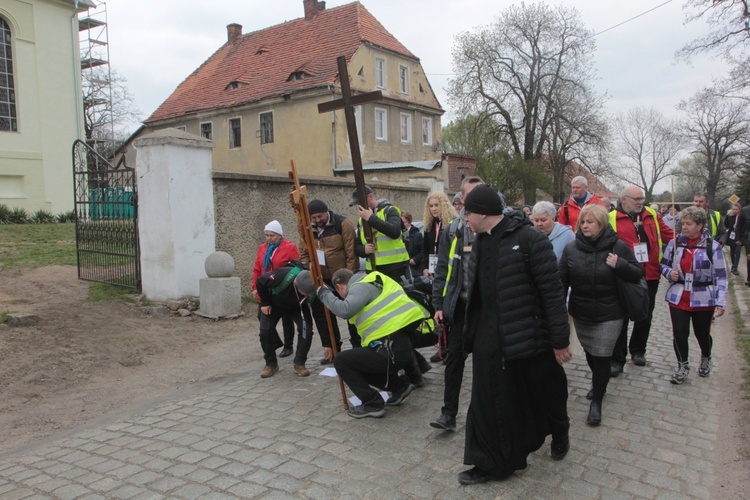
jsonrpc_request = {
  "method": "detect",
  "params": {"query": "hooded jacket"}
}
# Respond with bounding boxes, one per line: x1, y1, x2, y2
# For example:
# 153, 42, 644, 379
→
559, 226, 644, 323
463, 211, 570, 361
547, 222, 575, 262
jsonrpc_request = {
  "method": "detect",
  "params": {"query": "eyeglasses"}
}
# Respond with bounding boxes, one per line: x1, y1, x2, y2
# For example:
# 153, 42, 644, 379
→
624, 196, 646, 202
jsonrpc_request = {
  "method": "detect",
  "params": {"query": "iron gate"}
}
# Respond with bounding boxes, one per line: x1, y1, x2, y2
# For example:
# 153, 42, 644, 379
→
72, 139, 141, 291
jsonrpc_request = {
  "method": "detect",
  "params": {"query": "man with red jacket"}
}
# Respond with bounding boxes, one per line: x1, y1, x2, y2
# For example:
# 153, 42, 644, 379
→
608, 185, 674, 375
557, 176, 605, 230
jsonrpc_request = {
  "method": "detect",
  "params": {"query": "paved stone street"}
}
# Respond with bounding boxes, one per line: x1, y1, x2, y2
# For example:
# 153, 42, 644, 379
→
0, 269, 746, 499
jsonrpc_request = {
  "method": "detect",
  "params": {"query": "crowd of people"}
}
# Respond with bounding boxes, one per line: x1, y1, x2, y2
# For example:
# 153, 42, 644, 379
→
247, 176, 736, 486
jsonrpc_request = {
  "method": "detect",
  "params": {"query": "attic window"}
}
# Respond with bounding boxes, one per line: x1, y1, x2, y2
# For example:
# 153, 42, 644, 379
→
357, 66, 364, 76
419, 82, 425, 93
225, 81, 245, 90
256, 47, 269, 55
290, 71, 308, 81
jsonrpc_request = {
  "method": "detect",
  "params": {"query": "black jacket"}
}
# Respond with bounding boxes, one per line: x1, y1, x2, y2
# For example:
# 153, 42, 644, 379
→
256, 261, 306, 314
559, 227, 643, 323
463, 211, 570, 361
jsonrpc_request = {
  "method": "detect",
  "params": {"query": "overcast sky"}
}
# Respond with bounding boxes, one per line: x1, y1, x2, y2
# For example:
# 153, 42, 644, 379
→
103, 0, 725, 131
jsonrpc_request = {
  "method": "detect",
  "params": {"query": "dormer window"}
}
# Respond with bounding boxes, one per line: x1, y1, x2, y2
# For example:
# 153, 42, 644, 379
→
225, 81, 245, 90
256, 47, 269, 55
288, 71, 310, 82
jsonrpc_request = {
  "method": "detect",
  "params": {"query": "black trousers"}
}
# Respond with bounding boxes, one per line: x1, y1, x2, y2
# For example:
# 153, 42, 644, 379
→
585, 351, 611, 403
612, 279, 660, 364
442, 298, 467, 418
669, 307, 714, 364
729, 242, 742, 270
259, 306, 313, 366
310, 295, 343, 352
333, 330, 413, 408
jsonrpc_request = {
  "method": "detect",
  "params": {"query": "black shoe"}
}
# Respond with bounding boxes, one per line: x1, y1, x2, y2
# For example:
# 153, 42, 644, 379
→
458, 467, 505, 485
550, 437, 570, 461
632, 353, 647, 366
745, 281, 750, 287
430, 413, 456, 430
279, 347, 293, 358
731, 269, 740, 276
586, 389, 593, 401
386, 382, 415, 406
347, 404, 385, 419
587, 401, 602, 426
320, 357, 332, 365
430, 351, 442, 363
610, 363, 623, 377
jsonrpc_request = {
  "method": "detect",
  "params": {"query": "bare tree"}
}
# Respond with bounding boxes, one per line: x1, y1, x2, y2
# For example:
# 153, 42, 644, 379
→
677, 88, 750, 202
448, 2, 606, 204
610, 107, 683, 203
82, 67, 141, 157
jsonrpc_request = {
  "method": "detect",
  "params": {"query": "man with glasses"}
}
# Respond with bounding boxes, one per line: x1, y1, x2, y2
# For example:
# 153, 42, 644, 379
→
608, 185, 674, 375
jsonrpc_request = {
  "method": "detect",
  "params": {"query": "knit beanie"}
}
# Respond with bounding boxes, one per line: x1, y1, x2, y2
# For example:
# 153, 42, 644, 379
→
452, 192, 462, 203
307, 199, 329, 215
463, 184, 504, 216
295, 270, 316, 296
264, 220, 283, 236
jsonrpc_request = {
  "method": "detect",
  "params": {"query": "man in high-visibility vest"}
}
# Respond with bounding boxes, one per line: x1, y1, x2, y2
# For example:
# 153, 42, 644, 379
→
351, 185, 410, 282
428, 175, 484, 432
296, 268, 428, 419
608, 185, 674, 376
693, 193, 725, 240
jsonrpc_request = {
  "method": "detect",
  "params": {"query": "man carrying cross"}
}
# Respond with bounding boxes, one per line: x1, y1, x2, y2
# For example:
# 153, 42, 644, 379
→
608, 185, 674, 374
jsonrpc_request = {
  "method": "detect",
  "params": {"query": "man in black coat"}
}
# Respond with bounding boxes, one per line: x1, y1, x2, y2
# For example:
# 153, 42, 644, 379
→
457, 184, 572, 486
736, 199, 750, 286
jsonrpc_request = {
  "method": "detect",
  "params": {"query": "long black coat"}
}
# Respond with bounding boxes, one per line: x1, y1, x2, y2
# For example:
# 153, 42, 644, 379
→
463, 211, 570, 361
559, 227, 643, 323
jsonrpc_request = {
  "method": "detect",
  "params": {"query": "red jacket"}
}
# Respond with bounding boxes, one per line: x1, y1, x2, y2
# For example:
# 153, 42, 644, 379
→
610, 208, 674, 280
557, 193, 605, 230
251, 238, 300, 291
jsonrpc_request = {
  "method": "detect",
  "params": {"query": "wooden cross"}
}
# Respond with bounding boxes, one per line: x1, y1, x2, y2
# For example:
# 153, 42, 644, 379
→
318, 56, 383, 263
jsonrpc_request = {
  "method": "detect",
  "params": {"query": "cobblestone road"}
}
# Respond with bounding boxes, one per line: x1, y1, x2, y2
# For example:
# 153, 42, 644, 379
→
0, 269, 746, 499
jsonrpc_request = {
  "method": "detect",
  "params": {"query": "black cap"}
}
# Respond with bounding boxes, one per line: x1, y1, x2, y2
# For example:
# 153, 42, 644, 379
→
349, 185, 375, 207
463, 184, 504, 216
307, 199, 329, 215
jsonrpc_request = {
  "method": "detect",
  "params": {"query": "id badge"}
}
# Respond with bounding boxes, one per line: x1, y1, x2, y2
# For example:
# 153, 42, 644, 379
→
730, 231, 736, 240
316, 249, 326, 266
633, 242, 649, 263
684, 273, 694, 292
428, 254, 438, 274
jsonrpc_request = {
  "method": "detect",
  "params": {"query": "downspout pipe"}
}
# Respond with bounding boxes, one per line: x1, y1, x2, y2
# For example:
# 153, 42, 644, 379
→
71, 1, 83, 141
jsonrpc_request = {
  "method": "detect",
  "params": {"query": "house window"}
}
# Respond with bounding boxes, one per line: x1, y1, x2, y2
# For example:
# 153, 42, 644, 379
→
229, 117, 241, 148
0, 18, 17, 132
400, 113, 412, 144
200, 122, 212, 140
422, 117, 433, 146
399, 65, 408, 94
260, 111, 273, 144
375, 58, 385, 89
375, 108, 387, 141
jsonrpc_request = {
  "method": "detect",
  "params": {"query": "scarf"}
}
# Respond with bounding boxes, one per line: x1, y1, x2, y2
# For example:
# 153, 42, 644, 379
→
263, 240, 281, 273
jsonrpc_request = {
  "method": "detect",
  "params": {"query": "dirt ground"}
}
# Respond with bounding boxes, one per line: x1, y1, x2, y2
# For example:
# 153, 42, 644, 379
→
0, 265, 748, 496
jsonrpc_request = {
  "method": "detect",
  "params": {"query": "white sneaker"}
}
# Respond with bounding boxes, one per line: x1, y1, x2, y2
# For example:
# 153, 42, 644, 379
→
698, 356, 712, 377
670, 363, 689, 384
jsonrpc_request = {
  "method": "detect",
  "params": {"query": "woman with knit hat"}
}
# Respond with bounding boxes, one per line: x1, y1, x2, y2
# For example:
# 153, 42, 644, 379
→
251, 220, 301, 358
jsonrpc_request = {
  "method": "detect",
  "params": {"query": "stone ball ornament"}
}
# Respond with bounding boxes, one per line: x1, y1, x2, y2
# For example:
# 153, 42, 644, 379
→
204, 251, 235, 278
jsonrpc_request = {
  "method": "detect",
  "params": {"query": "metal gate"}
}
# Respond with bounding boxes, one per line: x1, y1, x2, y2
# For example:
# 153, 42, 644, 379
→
72, 139, 141, 291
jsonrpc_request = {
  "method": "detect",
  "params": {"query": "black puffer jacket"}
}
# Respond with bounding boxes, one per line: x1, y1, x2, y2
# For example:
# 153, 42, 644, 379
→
463, 211, 570, 361
559, 227, 643, 323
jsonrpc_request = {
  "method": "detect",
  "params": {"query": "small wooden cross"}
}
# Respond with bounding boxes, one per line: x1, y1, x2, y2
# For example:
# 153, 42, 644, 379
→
318, 55, 383, 262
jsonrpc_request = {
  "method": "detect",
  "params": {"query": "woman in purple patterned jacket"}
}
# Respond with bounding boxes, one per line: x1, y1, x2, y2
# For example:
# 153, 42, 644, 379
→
660, 206, 727, 385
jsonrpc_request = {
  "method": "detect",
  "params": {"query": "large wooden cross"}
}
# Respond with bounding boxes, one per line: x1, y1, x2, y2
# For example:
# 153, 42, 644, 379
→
318, 56, 383, 263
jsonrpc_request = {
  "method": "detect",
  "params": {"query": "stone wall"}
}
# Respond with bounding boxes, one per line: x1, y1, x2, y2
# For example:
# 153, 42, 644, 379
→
213, 172, 430, 296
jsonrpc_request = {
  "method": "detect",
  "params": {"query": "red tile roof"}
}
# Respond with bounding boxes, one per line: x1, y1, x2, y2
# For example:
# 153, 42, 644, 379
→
146, 2, 426, 123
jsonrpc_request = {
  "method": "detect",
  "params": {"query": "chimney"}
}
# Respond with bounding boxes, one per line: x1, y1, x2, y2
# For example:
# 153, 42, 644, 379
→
227, 23, 242, 44
303, 0, 326, 21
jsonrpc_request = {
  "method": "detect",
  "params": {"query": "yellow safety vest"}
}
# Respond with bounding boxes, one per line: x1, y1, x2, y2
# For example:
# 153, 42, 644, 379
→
359, 206, 409, 270
443, 225, 461, 297
706, 210, 721, 237
609, 206, 663, 261
348, 272, 428, 344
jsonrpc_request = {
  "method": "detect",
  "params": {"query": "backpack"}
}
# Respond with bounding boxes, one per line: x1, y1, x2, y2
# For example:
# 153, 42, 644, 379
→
400, 274, 436, 336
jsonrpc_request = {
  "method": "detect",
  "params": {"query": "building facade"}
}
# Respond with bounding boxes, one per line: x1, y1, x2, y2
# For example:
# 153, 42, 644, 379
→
0, 0, 92, 214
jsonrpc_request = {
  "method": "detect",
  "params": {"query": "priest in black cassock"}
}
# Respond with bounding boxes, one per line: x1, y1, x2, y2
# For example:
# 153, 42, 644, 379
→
458, 184, 572, 485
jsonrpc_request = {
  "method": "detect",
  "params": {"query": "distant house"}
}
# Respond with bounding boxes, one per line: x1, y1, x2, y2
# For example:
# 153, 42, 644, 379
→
142, 0, 446, 185
0, 0, 93, 214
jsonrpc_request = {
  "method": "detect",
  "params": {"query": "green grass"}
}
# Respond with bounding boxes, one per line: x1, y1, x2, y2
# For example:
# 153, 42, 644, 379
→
87, 282, 139, 303
0, 310, 15, 323
0, 224, 77, 271
728, 277, 750, 398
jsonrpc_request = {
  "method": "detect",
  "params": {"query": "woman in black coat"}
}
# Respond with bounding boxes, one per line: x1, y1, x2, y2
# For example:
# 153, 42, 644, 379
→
559, 204, 643, 426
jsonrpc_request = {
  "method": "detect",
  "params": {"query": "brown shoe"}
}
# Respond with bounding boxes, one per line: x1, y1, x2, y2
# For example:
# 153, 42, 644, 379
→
260, 365, 279, 378
293, 363, 310, 377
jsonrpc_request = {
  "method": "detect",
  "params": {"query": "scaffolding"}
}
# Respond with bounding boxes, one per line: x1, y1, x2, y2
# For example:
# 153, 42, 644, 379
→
78, 0, 113, 154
